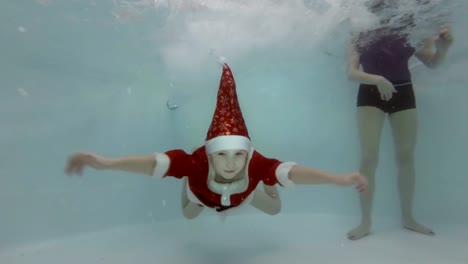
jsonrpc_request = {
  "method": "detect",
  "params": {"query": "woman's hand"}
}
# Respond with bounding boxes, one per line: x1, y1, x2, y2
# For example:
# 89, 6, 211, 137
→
375, 76, 397, 101
435, 26, 454, 50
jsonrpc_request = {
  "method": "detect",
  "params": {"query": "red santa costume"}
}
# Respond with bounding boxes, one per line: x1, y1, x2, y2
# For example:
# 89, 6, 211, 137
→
153, 63, 296, 215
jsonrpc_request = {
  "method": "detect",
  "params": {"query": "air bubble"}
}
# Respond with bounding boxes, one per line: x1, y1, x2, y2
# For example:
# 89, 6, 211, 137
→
17, 88, 29, 96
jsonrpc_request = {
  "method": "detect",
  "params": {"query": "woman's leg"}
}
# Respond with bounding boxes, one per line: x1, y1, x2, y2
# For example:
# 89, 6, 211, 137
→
389, 109, 434, 235
348, 106, 386, 240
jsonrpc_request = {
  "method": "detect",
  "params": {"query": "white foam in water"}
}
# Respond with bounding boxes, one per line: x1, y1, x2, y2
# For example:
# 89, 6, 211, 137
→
0, 214, 467, 264
111, 0, 456, 74
17, 26, 27, 33
157, 0, 351, 71
348, 0, 456, 48
34, 0, 52, 6
17, 88, 29, 97
113, 0, 348, 66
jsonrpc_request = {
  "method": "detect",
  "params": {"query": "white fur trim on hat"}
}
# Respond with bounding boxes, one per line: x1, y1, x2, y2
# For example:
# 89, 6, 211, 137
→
205, 135, 251, 154
153, 153, 170, 178
275, 162, 297, 187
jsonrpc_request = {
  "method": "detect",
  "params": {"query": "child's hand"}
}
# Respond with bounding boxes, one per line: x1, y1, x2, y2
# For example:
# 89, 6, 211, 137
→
263, 184, 279, 199
65, 152, 109, 176
337, 172, 368, 193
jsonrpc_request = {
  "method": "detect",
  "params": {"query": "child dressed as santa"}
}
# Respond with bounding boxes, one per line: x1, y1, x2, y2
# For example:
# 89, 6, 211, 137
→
65, 63, 367, 219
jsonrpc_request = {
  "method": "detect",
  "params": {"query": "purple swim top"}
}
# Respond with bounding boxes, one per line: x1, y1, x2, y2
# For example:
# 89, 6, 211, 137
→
356, 29, 416, 82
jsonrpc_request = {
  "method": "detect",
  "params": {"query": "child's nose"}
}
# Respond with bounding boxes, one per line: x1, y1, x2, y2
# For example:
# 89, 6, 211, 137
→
225, 158, 235, 169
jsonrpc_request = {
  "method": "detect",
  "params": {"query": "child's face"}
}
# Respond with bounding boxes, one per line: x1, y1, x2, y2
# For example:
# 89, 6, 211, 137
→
209, 149, 248, 180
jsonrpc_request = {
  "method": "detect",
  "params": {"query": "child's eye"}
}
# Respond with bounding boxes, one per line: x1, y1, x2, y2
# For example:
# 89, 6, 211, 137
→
236, 152, 245, 156
217, 152, 225, 156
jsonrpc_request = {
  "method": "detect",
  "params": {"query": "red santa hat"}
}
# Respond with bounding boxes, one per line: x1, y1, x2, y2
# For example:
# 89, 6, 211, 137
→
205, 63, 251, 154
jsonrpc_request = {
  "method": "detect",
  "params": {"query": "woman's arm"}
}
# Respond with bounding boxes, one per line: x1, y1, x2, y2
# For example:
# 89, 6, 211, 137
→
346, 40, 396, 101
347, 42, 385, 85
415, 27, 454, 68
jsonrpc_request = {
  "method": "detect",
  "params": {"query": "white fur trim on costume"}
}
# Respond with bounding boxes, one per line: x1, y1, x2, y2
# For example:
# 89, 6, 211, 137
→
276, 162, 297, 187
218, 191, 255, 218
186, 180, 255, 216
186, 180, 202, 204
205, 135, 251, 154
153, 153, 170, 178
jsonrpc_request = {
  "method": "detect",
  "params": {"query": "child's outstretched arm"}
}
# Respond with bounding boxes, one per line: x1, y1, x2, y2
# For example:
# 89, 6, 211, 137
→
288, 166, 367, 193
65, 152, 156, 176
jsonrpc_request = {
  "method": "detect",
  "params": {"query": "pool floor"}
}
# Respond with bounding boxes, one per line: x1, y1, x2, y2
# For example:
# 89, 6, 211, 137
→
1, 214, 466, 264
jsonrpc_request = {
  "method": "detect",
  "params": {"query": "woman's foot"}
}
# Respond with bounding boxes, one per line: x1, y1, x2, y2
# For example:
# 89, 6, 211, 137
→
403, 218, 435, 236
347, 221, 371, 240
